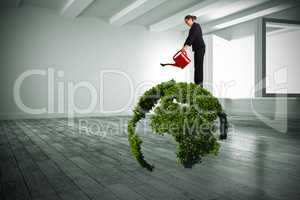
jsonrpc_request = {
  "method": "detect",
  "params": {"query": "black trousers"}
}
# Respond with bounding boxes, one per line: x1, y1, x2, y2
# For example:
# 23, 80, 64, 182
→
194, 48, 205, 86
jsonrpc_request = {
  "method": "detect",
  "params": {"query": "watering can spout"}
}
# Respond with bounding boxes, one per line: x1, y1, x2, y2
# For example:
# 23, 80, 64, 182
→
160, 50, 191, 69
160, 63, 179, 67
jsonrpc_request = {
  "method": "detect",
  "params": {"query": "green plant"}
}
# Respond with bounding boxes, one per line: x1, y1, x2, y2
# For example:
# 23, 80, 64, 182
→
128, 80, 226, 171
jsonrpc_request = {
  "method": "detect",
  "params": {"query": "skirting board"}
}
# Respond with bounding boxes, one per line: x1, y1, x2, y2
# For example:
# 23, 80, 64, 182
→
1, 98, 300, 120
0, 112, 133, 121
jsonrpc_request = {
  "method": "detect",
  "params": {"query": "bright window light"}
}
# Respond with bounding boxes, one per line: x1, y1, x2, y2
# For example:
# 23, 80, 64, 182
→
212, 35, 255, 98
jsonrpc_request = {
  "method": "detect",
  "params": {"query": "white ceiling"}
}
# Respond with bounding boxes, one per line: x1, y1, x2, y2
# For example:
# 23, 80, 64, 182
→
80, 0, 136, 20
1, 0, 299, 33
129, 0, 201, 26
23, 0, 69, 11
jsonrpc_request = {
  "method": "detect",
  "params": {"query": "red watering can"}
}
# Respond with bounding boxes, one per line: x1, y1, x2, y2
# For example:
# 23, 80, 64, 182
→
160, 50, 191, 69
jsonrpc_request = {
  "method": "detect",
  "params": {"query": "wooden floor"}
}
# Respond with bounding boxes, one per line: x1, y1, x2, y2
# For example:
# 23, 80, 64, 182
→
0, 116, 300, 200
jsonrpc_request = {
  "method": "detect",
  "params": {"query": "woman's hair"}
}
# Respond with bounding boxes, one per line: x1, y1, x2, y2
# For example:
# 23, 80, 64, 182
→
185, 15, 197, 21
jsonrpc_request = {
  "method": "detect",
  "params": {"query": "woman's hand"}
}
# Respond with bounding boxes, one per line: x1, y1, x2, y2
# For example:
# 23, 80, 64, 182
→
182, 45, 188, 51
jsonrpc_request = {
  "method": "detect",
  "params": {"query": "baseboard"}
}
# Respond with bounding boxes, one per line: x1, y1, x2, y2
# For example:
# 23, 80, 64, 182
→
0, 112, 133, 120
1, 97, 300, 121
221, 97, 300, 121
1, 111, 299, 122
226, 111, 300, 121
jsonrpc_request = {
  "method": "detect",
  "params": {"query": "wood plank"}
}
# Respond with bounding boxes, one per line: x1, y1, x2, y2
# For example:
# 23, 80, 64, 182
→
0, 116, 298, 200
16, 121, 119, 200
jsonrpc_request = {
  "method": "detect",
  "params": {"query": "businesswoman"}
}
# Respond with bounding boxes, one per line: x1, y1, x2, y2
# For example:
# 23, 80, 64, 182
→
182, 15, 206, 86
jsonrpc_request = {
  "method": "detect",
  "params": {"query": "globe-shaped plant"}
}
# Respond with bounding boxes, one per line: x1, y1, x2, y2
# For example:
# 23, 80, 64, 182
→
128, 80, 227, 171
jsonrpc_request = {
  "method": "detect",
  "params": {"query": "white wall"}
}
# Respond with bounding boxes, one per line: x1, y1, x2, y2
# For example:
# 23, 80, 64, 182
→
0, 6, 187, 119
1, 5, 300, 121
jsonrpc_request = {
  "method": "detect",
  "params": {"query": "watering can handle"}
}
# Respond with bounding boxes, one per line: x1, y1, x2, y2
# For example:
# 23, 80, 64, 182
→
173, 49, 187, 59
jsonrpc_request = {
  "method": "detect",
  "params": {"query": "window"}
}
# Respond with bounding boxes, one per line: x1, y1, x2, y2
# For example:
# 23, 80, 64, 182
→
263, 19, 300, 97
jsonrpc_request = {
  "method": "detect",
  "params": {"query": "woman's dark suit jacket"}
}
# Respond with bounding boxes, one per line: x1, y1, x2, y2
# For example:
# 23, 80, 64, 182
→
184, 22, 206, 52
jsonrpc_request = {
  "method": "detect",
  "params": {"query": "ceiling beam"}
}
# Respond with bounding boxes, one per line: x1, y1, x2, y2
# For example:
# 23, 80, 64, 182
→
203, 0, 299, 34
150, 0, 272, 32
197, 0, 271, 25
149, 0, 233, 32
267, 22, 300, 36
169, 0, 271, 32
110, 0, 167, 26
267, 27, 299, 36
267, 22, 300, 29
61, 0, 95, 19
